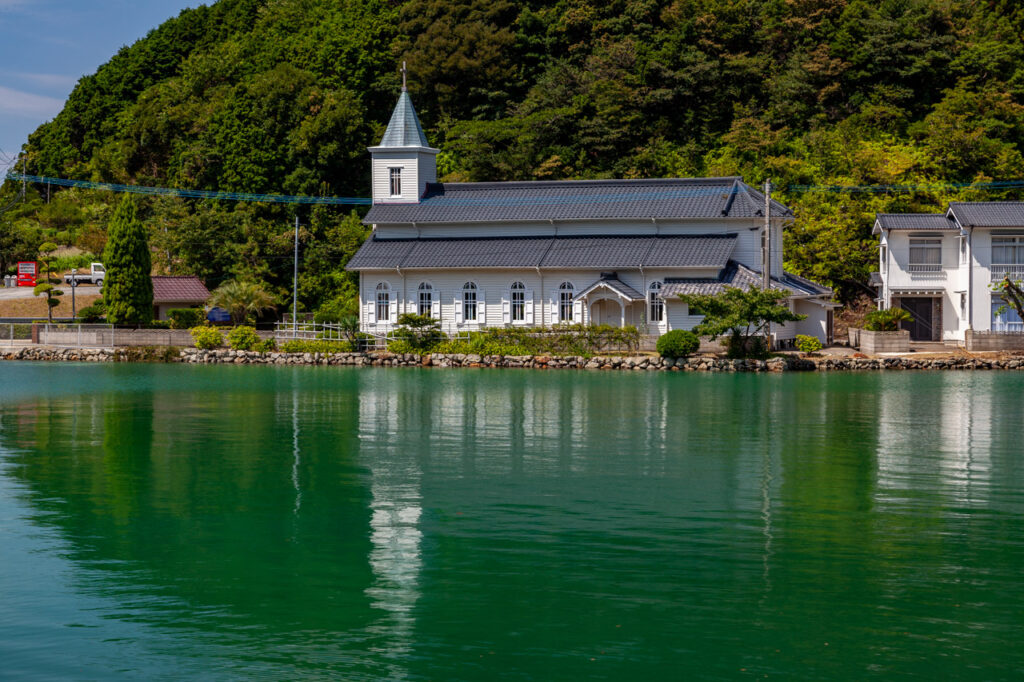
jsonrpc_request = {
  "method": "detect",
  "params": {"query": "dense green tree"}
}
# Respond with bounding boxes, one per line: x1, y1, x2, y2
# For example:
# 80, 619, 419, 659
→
102, 196, 153, 325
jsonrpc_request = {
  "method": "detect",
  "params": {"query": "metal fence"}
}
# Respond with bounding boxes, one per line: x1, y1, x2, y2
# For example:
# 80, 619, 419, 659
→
0, 323, 34, 345
36, 324, 196, 348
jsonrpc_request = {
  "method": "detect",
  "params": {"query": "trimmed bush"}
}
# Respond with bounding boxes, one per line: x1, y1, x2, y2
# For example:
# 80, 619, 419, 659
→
147, 320, 171, 329
168, 308, 205, 329
656, 330, 700, 359
77, 304, 105, 323
190, 325, 223, 349
795, 334, 823, 353
864, 308, 913, 332
256, 338, 277, 353
227, 325, 261, 351
386, 339, 418, 354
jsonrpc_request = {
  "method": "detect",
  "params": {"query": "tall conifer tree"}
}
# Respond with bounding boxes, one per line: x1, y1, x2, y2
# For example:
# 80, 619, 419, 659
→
103, 195, 153, 325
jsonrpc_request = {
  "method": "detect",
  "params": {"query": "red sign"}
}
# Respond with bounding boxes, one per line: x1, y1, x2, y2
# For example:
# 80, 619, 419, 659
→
17, 261, 38, 287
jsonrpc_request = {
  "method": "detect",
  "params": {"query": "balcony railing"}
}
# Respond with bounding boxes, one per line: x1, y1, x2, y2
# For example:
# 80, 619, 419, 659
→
990, 264, 1024, 282
908, 263, 945, 277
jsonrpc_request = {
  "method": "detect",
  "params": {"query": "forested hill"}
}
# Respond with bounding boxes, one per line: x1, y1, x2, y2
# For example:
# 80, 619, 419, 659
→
4, 0, 1024, 315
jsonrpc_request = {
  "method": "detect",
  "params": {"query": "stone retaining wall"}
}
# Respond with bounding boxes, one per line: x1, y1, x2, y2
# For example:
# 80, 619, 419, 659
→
4, 346, 1023, 371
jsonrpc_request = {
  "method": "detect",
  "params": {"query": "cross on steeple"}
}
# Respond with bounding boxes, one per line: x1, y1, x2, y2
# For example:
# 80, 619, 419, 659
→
400, 61, 408, 92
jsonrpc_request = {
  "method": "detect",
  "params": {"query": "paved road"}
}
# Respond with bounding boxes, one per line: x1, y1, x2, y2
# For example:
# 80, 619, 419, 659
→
0, 283, 101, 299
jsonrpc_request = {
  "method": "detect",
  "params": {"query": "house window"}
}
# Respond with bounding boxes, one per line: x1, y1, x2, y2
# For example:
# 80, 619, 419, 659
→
463, 282, 477, 322
375, 282, 390, 322
992, 297, 1023, 331
558, 282, 574, 322
909, 238, 942, 272
511, 281, 525, 322
992, 236, 1024, 281
649, 282, 664, 323
880, 244, 887, 272
417, 282, 432, 317
959, 235, 968, 264
389, 168, 402, 196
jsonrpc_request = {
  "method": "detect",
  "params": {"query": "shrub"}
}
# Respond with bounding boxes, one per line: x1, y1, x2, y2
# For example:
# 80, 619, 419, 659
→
227, 325, 261, 351
386, 339, 418, 354
279, 339, 353, 354
864, 308, 912, 332
656, 330, 700, 358
190, 325, 223, 349
77, 304, 105, 323
393, 313, 444, 351
147, 320, 171, 329
168, 308, 205, 329
795, 334, 823, 353
723, 334, 768, 359
256, 338, 277, 353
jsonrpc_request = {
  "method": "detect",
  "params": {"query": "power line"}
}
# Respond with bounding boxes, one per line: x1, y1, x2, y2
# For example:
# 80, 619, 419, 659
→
4, 173, 372, 205
785, 179, 1024, 193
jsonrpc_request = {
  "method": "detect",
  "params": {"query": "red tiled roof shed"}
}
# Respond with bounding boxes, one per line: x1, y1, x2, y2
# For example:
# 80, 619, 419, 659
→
151, 276, 211, 304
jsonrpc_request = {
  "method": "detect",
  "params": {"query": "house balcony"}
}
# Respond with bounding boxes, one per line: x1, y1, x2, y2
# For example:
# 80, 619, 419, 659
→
907, 264, 946, 279
990, 264, 1024, 282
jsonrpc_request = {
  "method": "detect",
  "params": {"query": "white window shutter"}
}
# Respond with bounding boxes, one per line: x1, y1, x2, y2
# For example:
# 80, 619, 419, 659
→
550, 296, 558, 324
477, 290, 486, 325
389, 298, 398, 324
431, 297, 440, 319
525, 290, 535, 325
455, 292, 463, 324
367, 298, 376, 324
573, 300, 582, 323
502, 295, 511, 325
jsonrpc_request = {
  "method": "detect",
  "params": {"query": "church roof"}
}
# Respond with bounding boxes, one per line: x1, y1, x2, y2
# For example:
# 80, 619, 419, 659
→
346, 234, 738, 271
376, 91, 432, 148
363, 177, 790, 224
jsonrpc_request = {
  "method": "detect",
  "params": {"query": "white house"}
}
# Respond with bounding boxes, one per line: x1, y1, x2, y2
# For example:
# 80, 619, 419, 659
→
873, 202, 1024, 341
347, 90, 836, 345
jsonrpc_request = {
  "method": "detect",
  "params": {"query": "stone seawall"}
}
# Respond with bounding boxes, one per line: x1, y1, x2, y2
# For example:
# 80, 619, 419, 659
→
3, 345, 1024, 371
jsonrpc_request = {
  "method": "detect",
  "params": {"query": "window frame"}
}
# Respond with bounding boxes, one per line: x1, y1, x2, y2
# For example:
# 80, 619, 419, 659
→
388, 167, 402, 197
558, 282, 575, 323
510, 281, 526, 323
462, 282, 478, 322
908, 237, 942, 272
649, 281, 664, 323
417, 282, 433, 317
375, 282, 391, 323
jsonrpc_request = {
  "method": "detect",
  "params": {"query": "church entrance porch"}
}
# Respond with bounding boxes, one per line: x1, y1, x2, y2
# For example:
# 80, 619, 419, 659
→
576, 274, 646, 328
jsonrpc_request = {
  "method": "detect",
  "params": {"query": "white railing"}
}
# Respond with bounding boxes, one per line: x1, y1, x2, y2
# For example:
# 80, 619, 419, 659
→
990, 264, 1024, 282
907, 263, 943, 274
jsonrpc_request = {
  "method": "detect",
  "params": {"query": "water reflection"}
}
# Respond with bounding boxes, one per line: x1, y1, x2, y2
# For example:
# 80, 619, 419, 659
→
0, 364, 1022, 680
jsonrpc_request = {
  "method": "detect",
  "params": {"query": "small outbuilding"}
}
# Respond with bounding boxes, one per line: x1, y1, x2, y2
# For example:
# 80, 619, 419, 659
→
151, 276, 211, 321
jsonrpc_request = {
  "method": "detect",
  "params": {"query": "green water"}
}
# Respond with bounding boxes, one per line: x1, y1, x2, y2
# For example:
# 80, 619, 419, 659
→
0, 364, 1022, 680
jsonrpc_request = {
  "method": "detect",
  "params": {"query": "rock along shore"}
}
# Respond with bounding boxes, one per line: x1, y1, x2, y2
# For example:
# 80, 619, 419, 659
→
3, 346, 1024, 372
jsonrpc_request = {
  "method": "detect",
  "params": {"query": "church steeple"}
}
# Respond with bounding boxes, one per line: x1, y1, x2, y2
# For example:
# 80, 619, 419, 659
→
367, 62, 438, 203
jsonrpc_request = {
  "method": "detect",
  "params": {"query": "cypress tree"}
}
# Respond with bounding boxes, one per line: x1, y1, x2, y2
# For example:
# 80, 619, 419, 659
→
102, 195, 153, 325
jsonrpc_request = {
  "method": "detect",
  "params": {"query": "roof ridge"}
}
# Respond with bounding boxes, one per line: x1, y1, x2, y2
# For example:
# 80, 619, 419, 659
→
425, 177, 742, 192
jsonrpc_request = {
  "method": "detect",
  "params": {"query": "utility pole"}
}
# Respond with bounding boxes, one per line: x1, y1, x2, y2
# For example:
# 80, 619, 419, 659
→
762, 178, 772, 290
22, 157, 26, 199
293, 214, 299, 336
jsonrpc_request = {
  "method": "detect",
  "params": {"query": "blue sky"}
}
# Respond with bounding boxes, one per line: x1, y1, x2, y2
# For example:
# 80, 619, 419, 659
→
0, 0, 200, 172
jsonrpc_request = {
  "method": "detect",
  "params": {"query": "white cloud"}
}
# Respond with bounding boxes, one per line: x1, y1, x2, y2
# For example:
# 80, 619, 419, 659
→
0, 85, 64, 118
2, 71, 79, 90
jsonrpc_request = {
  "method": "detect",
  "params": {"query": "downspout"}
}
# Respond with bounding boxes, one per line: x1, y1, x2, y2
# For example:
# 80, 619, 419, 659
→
968, 226, 974, 330
884, 227, 890, 310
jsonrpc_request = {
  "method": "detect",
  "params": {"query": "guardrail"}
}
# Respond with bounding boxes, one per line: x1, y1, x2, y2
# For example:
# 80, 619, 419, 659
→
990, 265, 1024, 282
0, 323, 34, 345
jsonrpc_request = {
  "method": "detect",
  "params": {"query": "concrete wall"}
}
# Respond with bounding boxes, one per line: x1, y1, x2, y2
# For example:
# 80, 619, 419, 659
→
859, 329, 910, 354
965, 330, 1024, 351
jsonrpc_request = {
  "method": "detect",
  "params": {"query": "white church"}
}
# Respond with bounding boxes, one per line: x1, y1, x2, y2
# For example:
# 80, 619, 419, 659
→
347, 87, 836, 345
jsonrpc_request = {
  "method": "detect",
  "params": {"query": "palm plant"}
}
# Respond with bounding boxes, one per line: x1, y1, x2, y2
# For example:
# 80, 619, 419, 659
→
210, 279, 276, 325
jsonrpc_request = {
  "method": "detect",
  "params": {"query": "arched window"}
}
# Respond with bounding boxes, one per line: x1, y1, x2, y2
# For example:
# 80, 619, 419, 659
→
417, 282, 433, 317
375, 282, 390, 322
510, 281, 526, 322
462, 282, 478, 322
649, 281, 664, 323
559, 282, 575, 322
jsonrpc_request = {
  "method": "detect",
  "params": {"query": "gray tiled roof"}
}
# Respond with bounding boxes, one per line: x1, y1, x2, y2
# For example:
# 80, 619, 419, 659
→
948, 202, 1024, 228
875, 213, 957, 231
363, 177, 791, 224
660, 262, 832, 298
376, 92, 432, 148
347, 234, 737, 270
576, 276, 645, 301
